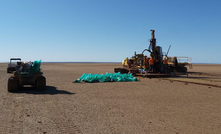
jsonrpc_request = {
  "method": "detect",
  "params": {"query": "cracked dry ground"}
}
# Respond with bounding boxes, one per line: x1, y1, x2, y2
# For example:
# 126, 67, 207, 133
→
1, 63, 221, 134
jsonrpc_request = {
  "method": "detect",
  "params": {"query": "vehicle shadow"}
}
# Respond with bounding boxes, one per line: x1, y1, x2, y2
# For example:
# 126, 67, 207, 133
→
15, 86, 75, 95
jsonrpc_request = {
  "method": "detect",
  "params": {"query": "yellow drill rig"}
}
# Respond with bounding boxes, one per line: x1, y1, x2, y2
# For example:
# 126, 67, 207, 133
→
114, 30, 192, 77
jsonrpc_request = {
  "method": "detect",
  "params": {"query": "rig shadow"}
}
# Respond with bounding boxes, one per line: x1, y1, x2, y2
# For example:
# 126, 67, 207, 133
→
15, 86, 75, 95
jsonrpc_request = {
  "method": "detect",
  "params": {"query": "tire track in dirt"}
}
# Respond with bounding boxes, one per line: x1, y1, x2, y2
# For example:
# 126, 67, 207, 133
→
162, 78, 221, 88
21, 94, 62, 134
44, 98, 83, 134
0, 72, 7, 113
0, 72, 21, 134
0, 72, 8, 134
0, 95, 24, 134
161, 72, 221, 88
21, 91, 82, 134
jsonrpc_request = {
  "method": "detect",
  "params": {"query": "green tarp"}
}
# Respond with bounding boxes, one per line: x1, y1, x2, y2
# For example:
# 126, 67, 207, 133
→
31, 60, 41, 73
73, 72, 137, 83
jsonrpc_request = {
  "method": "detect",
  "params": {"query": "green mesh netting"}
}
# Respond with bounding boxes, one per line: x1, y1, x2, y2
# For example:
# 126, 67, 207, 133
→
73, 72, 137, 83
31, 60, 41, 73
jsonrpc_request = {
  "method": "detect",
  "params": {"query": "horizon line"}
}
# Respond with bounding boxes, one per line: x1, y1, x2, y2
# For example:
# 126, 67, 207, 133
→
0, 61, 220, 64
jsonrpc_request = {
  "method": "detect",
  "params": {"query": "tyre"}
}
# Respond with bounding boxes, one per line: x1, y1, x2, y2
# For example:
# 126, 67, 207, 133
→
183, 67, 187, 73
8, 77, 18, 92
7, 68, 10, 73
114, 68, 129, 74
173, 69, 177, 75
19, 84, 23, 89
35, 76, 46, 90
178, 67, 187, 73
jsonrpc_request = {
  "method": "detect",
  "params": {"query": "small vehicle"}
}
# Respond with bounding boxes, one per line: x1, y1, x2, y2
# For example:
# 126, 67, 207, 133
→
8, 60, 46, 92
7, 58, 22, 73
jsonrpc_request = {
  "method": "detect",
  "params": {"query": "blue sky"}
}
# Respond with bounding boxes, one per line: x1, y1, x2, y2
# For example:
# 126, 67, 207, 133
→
1, 0, 221, 63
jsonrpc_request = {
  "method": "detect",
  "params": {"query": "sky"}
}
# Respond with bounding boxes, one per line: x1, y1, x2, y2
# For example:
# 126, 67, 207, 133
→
0, 0, 221, 63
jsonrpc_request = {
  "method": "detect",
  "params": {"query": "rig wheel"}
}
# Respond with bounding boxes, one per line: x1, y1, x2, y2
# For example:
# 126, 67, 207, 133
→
7, 68, 10, 73
8, 77, 18, 92
35, 76, 46, 91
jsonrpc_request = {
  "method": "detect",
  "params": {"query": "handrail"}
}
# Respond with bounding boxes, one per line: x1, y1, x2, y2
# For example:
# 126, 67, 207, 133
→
176, 57, 192, 63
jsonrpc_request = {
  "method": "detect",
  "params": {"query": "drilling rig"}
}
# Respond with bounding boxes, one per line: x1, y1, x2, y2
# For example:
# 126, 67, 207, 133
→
114, 30, 192, 77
